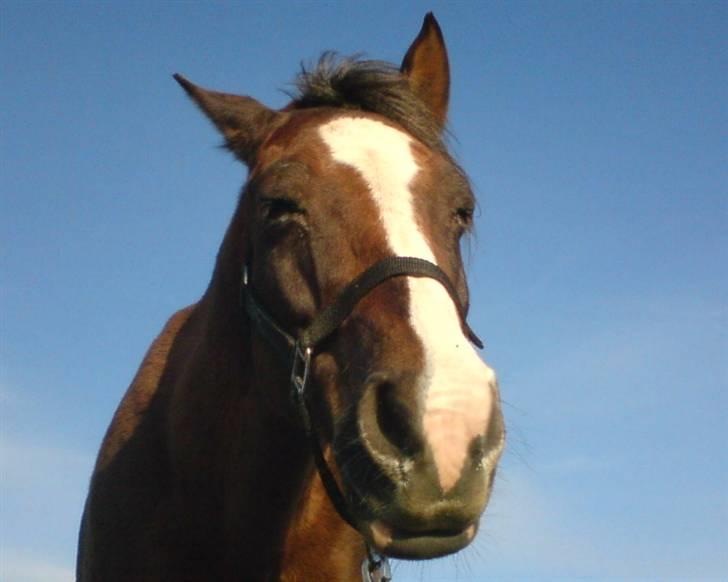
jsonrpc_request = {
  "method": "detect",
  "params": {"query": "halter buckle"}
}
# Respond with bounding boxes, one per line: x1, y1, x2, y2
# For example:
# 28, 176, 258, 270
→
290, 342, 312, 401
361, 548, 392, 582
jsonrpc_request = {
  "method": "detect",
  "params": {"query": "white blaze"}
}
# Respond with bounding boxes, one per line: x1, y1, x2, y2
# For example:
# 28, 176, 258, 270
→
319, 117, 496, 492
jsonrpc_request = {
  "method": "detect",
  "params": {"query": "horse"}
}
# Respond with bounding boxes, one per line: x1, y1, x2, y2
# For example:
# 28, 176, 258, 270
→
77, 13, 505, 582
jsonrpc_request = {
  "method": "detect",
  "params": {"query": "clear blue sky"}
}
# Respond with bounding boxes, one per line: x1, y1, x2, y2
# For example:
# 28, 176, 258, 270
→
1, 2, 726, 580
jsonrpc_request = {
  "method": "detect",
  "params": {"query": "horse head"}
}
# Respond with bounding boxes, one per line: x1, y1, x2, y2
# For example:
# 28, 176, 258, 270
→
174, 13, 505, 562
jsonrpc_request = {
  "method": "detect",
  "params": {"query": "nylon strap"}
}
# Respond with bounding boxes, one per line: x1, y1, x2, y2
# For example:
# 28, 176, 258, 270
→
300, 256, 482, 349
295, 379, 360, 530
242, 256, 483, 365
243, 283, 297, 358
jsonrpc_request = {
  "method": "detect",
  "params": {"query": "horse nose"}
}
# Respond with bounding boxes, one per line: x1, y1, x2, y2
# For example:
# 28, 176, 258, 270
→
357, 370, 504, 491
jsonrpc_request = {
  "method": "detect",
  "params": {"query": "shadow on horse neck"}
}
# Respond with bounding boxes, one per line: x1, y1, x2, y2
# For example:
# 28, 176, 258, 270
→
78, 12, 505, 582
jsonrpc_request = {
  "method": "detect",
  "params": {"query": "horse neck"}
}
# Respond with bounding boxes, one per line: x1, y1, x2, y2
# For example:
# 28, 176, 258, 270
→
189, 338, 364, 577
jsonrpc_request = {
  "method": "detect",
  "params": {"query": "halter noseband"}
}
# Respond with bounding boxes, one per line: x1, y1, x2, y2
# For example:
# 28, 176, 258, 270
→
243, 256, 482, 358
241, 255, 483, 581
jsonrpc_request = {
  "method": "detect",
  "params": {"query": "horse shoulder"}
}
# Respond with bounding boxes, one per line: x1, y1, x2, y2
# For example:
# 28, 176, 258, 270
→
94, 304, 196, 472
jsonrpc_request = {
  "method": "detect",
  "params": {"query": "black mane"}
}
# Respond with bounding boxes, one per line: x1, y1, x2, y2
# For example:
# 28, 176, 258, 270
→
290, 54, 446, 152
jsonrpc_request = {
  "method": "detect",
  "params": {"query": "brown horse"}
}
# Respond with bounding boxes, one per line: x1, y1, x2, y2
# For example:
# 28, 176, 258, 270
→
77, 13, 505, 582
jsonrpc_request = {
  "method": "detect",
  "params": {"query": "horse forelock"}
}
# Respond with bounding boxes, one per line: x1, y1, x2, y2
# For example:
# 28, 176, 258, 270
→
287, 55, 447, 154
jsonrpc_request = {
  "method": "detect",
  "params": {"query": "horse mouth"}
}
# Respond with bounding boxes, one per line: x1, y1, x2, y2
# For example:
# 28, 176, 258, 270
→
367, 519, 478, 560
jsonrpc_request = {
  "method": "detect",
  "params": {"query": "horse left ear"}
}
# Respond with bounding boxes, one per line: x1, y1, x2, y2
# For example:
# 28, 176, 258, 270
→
400, 12, 450, 130
173, 74, 281, 166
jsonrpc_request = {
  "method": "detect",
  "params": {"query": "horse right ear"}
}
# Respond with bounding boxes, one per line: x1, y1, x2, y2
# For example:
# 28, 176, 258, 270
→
173, 74, 281, 166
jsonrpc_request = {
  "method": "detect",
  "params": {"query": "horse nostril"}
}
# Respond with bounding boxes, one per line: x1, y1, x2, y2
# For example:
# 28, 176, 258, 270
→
374, 379, 423, 457
469, 435, 486, 462
470, 403, 505, 469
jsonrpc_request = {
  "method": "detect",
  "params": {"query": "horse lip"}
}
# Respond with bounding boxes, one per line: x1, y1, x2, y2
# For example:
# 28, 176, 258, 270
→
370, 520, 394, 547
367, 519, 478, 560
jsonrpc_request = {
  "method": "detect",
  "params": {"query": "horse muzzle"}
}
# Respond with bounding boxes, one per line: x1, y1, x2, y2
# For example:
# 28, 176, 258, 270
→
339, 378, 505, 560
351, 453, 497, 559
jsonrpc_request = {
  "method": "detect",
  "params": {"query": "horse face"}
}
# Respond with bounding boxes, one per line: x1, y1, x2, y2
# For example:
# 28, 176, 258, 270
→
245, 109, 505, 559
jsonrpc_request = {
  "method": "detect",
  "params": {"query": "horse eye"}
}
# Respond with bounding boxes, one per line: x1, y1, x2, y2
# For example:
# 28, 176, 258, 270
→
455, 207, 474, 229
260, 197, 304, 222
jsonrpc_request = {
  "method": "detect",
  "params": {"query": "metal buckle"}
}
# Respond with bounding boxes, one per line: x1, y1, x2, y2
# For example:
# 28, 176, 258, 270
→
290, 342, 312, 401
361, 548, 392, 582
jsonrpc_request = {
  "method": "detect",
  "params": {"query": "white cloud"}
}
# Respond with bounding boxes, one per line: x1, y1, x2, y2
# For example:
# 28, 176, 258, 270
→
0, 440, 91, 489
476, 466, 603, 575
1, 549, 74, 582
1, 438, 92, 582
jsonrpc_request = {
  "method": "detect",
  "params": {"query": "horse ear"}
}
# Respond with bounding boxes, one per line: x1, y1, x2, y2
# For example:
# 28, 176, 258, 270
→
173, 74, 280, 166
400, 13, 450, 130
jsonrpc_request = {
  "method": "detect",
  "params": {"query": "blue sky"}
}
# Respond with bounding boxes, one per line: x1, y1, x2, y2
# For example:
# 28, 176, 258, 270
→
1, 2, 726, 580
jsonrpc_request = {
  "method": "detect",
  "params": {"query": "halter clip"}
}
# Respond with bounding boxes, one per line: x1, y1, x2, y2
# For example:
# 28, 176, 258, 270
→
361, 547, 392, 582
290, 342, 312, 402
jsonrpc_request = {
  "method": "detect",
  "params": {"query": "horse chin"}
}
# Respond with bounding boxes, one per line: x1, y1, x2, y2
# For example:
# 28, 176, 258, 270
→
363, 518, 479, 560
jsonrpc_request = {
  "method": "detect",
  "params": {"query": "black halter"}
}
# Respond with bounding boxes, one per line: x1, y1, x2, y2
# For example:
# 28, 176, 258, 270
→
240, 255, 483, 569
